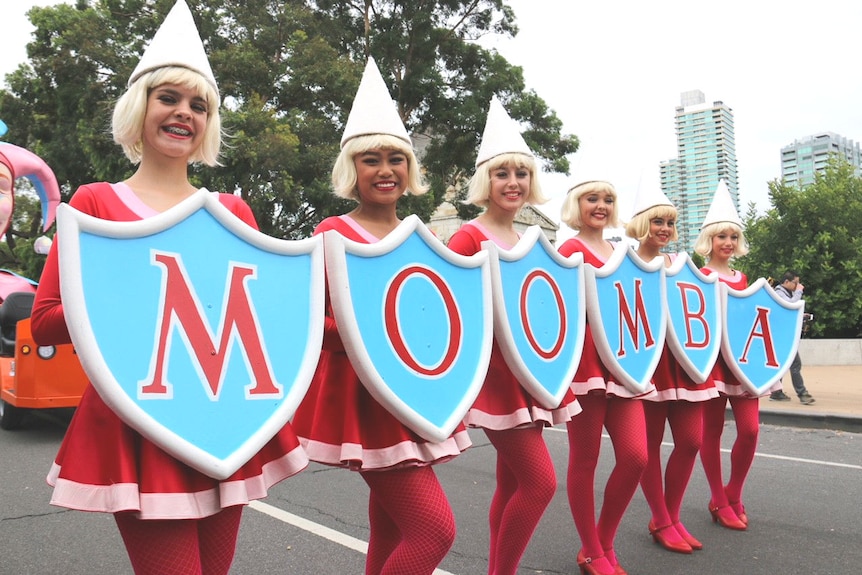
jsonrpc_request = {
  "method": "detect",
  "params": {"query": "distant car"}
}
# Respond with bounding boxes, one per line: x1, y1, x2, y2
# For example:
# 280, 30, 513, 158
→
0, 290, 88, 430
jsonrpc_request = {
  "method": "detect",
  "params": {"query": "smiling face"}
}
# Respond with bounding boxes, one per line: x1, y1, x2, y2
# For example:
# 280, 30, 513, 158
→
578, 189, 615, 230
646, 215, 675, 248
353, 148, 409, 206
487, 163, 530, 215
140, 83, 209, 161
710, 228, 740, 262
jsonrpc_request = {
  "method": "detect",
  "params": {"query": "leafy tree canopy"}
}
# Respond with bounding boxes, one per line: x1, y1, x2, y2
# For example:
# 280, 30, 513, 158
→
0, 0, 578, 273
737, 158, 862, 338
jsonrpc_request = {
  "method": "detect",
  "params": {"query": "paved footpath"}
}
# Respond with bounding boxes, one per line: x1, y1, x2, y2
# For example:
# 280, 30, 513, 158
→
757, 364, 862, 432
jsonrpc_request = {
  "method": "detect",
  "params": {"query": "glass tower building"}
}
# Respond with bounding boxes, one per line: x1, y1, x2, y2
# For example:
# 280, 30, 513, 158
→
660, 90, 738, 254
780, 132, 862, 187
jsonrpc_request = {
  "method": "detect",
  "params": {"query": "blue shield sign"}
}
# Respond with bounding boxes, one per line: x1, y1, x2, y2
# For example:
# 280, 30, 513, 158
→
585, 244, 666, 394
720, 277, 805, 396
484, 226, 585, 409
58, 191, 325, 480
325, 215, 493, 442
664, 254, 722, 383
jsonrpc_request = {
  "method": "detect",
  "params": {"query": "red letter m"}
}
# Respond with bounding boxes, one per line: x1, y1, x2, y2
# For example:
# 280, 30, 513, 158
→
614, 279, 656, 357
138, 251, 282, 400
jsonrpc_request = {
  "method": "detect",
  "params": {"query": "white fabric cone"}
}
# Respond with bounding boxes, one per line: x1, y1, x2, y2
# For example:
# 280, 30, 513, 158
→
340, 58, 411, 147
475, 96, 533, 167
129, 0, 218, 95
701, 179, 742, 228
630, 169, 674, 218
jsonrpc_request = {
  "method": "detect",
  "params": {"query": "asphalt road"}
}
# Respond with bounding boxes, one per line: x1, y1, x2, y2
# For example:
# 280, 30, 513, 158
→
2, 408, 861, 575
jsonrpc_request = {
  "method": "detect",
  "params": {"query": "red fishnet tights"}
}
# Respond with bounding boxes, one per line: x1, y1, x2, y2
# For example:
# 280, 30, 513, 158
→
566, 395, 647, 564
484, 425, 556, 575
114, 506, 242, 575
361, 466, 456, 575
640, 401, 703, 528
700, 396, 759, 508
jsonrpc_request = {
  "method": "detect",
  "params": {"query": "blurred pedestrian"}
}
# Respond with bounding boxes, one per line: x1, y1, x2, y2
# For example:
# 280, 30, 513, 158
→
770, 271, 815, 405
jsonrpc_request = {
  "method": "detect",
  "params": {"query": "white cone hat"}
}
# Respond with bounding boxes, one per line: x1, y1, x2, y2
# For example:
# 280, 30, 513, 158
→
630, 169, 673, 218
129, 0, 218, 95
340, 58, 411, 147
475, 97, 533, 167
701, 179, 742, 228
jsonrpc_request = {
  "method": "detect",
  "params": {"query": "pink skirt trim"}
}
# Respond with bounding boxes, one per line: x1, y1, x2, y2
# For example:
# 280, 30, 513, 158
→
645, 385, 720, 402
46, 447, 308, 519
299, 429, 472, 471
464, 401, 582, 430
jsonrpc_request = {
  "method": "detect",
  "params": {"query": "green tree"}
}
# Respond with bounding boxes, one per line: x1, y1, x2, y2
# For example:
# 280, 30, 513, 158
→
738, 159, 862, 338
1, 0, 577, 244
311, 0, 578, 220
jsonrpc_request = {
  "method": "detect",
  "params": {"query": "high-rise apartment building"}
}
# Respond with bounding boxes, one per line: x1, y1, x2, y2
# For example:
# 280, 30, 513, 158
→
780, 132, 862, 187
660, 90, 738, 253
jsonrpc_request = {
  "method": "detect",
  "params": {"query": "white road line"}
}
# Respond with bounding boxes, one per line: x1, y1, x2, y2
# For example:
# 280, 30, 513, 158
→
743, 451, 862, 470
248, 501, 457, 575
545, 426, 862, 470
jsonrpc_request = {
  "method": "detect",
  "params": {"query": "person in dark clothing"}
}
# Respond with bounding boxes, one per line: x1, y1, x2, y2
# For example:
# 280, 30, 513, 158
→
770, 271, 815, 405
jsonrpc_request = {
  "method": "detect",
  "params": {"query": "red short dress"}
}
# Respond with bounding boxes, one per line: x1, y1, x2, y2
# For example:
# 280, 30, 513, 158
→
290, 215, 471, 471
31, 183, 309, 520
700, 267, 780, 399
447, 221, 581, 429
557, 236, 657, 400
646, 254, 719, 403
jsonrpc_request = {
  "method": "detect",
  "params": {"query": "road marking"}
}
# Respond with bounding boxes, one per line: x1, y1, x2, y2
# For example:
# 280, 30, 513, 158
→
545, 427, 862, 470
249, 501, 457, 575
746, 451, 862, 470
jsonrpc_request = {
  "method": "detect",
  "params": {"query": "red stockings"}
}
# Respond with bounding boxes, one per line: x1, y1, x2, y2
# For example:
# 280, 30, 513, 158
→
566, 395, 647, 562
361, 466, 456, 575
114, 505, 243, 575
484, 425, 556, 574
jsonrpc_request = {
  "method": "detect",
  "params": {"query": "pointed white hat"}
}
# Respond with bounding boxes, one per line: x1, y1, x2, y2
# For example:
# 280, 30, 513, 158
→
475, 96, 533, 167
701, 179, 742, 228
340, 58, 411, 147
128, 0, 218, 95
630, 168, 674, 218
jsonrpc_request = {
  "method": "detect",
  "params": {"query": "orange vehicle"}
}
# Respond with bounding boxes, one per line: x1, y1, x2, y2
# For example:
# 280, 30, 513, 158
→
0, 291, 89, 430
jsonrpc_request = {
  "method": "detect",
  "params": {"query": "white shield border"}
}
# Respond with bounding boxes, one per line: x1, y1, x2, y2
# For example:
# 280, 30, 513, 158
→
324, 214, 493, 443
58, 191, 325, 479
483, 226, 586, 409
584, 243, 667, 395
720, 277, 805, 396
665, 253, 722, 383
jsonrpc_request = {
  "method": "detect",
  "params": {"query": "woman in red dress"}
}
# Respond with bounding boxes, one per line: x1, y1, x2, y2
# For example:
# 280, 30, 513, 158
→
695, 180, 778, 531
30, 3, 308, 573
290, 59, 469, 575
447, 99, 580, 575
626, 191, 717, 554
557, 180, 652, 575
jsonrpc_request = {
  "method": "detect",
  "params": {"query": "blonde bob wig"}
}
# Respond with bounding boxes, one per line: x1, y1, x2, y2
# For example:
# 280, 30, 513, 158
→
560, 180, 620, 230
113, 66, 222, 166
463, 152, 547, 208
625, 204, 679, 244
332, 134, 428, 200
694, 221, 749, 259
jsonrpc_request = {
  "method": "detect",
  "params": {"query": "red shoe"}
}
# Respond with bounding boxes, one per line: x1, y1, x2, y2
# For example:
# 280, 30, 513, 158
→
577, 549, 616, 575
673, 521, 703, 550
708, 501, 747, 531
730, 501, 749, 526
648, 521, 693, 554
602, 548, 627, 575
